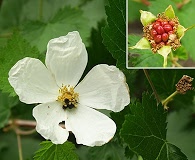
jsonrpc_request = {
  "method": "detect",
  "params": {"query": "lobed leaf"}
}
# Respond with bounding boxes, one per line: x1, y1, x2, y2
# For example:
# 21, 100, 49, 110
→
21, 7, 91, 53
0, 0, 89, 29
34, 141, 78, 160
0, 32, 41, 96
120, 93, 188, 160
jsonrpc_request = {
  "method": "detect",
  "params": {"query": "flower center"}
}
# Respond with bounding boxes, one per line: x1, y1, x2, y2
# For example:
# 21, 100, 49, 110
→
143, 13, 181, 53
57, 85, 79, 110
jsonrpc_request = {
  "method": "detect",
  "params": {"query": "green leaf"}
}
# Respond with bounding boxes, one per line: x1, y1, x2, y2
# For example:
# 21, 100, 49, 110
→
0, 0, 27, 29
85, 20, 116, 74
120, 93, 188, 160
0, 0, 83, 29
124, 146, 136, 159
102, 0, 126, 69
0, 32, 41, 95
77, 141, 128, 160
81, 0, 106, 29
34, 141, 78, 160
0, 92, 19, 128
21, 6, 91, 53
129, 50, 164, 67
172, 46, 188, 60
0, 0, 106, 51
176, 0, 195, 60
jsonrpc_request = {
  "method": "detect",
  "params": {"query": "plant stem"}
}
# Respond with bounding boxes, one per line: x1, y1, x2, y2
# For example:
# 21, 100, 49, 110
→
16, 132, 23, 160
16, 128, 36, 135
170, 51, 183, 67
162, 55, 167, 67
187, 24, 195, 31
4, 119, 65, 132
162, 90, 178, 106
14, 119, 37, 127
143, 69, 161, 104
174, 61, 183, 67
163, 59, 166, 68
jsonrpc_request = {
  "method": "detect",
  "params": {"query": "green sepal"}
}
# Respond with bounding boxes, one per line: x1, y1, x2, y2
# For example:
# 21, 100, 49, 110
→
140, 10, 156, 26
157, 46, 171, 67
129, 37, 151, 50
177, 25, 187, 40
164, 5, 175, 19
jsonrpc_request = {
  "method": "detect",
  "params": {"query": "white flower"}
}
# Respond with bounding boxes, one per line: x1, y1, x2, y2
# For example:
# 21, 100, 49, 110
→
130, 5, 188, 67
8, 31, 130, 146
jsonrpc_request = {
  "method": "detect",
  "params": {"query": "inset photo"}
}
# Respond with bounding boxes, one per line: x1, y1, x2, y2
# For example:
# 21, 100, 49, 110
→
127, 0, 195, 68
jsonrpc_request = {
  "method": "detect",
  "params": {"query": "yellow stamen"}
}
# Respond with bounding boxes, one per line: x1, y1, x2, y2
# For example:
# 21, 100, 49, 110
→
57, 85, 79, 109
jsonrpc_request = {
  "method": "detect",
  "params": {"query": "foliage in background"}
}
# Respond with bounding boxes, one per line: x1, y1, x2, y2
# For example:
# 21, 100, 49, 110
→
0, 0, 195, 160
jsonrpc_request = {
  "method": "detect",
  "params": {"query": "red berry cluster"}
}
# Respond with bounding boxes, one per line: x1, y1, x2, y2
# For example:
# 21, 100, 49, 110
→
150, 19, 175, 44
143, 14, 181, 53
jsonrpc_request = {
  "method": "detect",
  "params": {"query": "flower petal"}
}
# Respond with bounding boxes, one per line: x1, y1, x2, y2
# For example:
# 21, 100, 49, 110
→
140, 10, 156, 26
33, 101, 69, 144
164, 5, 175, 19
45, 31, 88, 87
157, 46, 171, 67
129, 37, 151, 50
75, 64, 130, 112
177, 25, 187, 40
65, 105, 116, 146
8, 57, 59, 104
